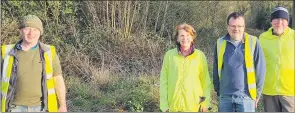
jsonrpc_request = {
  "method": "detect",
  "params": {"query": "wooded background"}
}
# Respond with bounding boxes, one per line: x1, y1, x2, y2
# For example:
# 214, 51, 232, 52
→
1, 1, 294, 112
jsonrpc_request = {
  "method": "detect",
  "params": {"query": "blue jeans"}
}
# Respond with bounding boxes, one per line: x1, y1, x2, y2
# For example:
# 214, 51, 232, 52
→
218, 94, 255, 112
10, 105, 44, 112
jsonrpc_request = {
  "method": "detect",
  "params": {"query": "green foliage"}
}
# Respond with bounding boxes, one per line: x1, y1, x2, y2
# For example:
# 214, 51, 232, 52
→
66, 76, 158, 112
253, 2, 273, 30
250, 1, 293, 30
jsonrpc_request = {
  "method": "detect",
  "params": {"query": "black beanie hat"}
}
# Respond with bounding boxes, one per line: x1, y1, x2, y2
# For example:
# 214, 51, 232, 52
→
271, 6, 289, 21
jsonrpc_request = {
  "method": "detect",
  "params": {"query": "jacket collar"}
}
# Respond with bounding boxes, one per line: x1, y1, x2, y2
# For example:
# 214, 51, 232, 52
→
223, 33, 245, 43
177, 44, 195, 57
268, 27, 291, 38
8, 40, 50, 56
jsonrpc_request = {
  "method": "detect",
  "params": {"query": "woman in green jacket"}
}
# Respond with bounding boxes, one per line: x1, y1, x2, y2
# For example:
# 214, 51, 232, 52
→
160, 23, 212, 112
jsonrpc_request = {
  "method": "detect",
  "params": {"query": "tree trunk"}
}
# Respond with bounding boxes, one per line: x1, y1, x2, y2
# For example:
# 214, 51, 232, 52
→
128, 1, 139, 38
111, 1, 116, 30
154, 1, 163, 33
106, 1, 110, 29
160, 1, 169, 37
143, 1, 150, 32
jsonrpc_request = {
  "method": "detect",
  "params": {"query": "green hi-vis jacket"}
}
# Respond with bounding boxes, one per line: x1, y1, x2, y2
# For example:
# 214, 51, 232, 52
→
160, 48, 212, 112
259, 27, 295, 96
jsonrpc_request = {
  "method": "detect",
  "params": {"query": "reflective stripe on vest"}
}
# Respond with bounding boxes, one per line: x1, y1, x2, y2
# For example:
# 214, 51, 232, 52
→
44, 45, 58, 112
216, 33, 257, 100
1, 45, 15, 112
1, 44, 58, 112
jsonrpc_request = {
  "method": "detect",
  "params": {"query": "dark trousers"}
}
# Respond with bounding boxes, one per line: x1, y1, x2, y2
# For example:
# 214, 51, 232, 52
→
263, 94, 294, 112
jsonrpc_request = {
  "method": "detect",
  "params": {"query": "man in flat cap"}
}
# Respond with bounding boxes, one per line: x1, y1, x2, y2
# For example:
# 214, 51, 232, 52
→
259, 6, 295, 112
1, 14, 67, 112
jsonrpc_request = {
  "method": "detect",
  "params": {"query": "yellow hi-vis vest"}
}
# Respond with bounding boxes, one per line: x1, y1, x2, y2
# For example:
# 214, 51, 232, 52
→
217, 33, 257, 100
1, 44, 58, 112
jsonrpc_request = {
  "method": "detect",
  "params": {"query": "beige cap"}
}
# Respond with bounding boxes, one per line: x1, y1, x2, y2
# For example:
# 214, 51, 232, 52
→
19, 14, 43, 35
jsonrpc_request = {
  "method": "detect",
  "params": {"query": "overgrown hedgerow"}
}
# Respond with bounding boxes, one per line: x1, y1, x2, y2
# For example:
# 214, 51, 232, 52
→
1, 1, 292, 112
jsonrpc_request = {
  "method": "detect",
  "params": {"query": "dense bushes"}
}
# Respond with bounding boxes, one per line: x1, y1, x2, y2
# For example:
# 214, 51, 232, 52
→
1, 1, 293, 112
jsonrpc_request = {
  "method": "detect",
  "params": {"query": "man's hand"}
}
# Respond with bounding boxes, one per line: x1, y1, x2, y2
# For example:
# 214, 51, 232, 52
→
201, 107, 208, 112
254, 99, 259, 109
